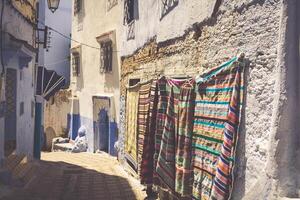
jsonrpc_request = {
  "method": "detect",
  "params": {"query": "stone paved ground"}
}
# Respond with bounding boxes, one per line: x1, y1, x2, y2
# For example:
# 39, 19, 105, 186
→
1, 152, 147, 200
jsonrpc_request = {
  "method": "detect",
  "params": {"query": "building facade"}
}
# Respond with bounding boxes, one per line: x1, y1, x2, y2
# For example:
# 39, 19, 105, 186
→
120, 0, 300, 199
70, 0, 121, 155
38, 0, 72, 150
38, 0, 72, 85
0, 0, 37, 164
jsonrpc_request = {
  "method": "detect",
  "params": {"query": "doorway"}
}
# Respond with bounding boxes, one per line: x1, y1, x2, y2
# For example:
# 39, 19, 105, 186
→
5, 68, 17, 156
92, 96, 110, 153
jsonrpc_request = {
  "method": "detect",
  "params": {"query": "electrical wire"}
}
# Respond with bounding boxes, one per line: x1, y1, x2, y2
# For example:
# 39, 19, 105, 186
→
37, 20, 121, 52
0, 0, 5, 76
44, 58, 69, 66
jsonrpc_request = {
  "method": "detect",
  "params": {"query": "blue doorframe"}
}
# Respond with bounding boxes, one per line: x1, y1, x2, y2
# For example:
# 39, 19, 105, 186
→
92, 96, 117, 156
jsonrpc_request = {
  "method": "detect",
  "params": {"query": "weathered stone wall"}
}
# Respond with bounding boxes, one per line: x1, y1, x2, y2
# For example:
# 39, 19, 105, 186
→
10, 0, 37, 24
120, 0, 299, 198
44, 90, 72, 137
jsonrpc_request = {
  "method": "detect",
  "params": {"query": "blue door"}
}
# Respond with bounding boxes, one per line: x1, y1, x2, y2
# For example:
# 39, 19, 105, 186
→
98, 108, 109, 152
92, 97, 110, 153
5, 68, 17, 156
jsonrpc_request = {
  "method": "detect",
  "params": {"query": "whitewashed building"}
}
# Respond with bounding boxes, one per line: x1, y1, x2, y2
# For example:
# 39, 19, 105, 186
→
69, 0, 121, 155
0, 0, 37, 164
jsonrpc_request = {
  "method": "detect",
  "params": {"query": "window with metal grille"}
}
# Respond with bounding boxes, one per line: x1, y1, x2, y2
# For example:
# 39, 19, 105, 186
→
74, 0, 82, 15
124, 0, 135, 25
161, 0, 178, 19
72, 52, 80, 76
100, 40, 113, 73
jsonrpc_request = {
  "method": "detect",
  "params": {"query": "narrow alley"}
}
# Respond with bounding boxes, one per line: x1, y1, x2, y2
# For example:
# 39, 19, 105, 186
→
1, 0, 300, 199
1, 152, 146, 200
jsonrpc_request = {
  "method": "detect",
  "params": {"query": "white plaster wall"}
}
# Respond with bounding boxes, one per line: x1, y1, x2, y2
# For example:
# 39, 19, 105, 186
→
15, 60, 35, 157
43, 0, 72, 85
0, 1, 36, 158
2, 57, 35, 158
71, 0, 122, 152
120, 0, 217, 56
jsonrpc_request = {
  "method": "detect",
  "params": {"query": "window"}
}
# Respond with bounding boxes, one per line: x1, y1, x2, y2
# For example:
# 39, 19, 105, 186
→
124, 0, 135, 25
129, 78, 140, 86
20, 102, 24, 116
72, 52, 80, 76
100, 40, 113, 73
74, 0, 82, 15
127, 21, 135, 40
124, 0, 137, 40
161, 0, 179, 19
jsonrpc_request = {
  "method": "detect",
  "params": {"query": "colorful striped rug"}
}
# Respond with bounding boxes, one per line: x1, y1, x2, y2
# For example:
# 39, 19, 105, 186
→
140, 80, 158, 185
175, 81, 196, 197
137, 80, 152, 177
155, 77, 195, 193
192, 57, 244, 200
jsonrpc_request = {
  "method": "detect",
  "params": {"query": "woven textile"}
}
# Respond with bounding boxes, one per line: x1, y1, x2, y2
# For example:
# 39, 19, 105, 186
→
192, 57, 244, 200
153, 77, 169, 184
155, 78, 195, 193
140, 80, 158, 185
156, 87, 176, 190
175, 82, 196, 196
137, 81, 152, 176
125, 84, 140, 167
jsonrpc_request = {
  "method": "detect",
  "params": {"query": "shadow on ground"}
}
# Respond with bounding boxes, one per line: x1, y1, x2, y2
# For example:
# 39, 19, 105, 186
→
1, 158, 142, 200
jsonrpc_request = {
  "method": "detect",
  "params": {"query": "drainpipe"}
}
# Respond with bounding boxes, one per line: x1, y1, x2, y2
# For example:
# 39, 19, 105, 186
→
33, 95, 43, 159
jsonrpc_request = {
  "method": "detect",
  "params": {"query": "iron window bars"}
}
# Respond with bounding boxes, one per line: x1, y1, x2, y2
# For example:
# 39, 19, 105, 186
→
100, 40, 113, 73
74, 0, 81, 15
161, 0, 179, 19
72, 52, 80, 76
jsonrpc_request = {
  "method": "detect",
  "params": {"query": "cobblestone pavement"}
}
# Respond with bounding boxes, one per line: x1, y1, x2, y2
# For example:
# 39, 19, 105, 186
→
2, 152, 147, 200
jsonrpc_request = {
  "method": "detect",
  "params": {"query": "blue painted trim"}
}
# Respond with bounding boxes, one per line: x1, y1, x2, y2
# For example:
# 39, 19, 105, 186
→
33, 102, 42, 159
109, 122, 118, 156
71, 114, 80, 140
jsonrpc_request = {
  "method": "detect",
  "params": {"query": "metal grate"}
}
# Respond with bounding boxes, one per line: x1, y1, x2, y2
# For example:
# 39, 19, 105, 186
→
100, 40, 113, 73
72, 53, 80, 76
124, 0, 135, 25
161, 0, 179, 19
74, 0, 82, 15
127, 20, 135, 40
